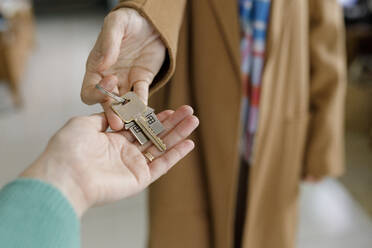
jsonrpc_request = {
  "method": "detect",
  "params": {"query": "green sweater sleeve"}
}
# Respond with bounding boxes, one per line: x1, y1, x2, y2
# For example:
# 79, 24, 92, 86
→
0, 178, 80, 248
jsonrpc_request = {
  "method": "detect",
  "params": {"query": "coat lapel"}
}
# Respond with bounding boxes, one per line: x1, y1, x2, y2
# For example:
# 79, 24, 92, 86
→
208, 0, 241, 80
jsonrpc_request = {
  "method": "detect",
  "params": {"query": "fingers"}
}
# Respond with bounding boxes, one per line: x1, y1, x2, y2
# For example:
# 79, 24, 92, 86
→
81, 71, 103, 105
145, 114, 199, 158
149, 140, 195, 182
133, 80, 149, 104
66, 113, 109, 132
139, 105, 194, 151
82, 8, 166, 107
82, 75, 118, 105
88, 76, 124, 131
140, 106, 199, 181
81, 10, 124, 105
130, 39, 166, 104
157, 110, 175, 123
101, 100, 124, 131
98, 12, 125, 72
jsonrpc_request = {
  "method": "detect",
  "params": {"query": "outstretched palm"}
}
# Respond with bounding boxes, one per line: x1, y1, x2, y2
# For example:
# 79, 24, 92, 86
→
36, 106, 197, 214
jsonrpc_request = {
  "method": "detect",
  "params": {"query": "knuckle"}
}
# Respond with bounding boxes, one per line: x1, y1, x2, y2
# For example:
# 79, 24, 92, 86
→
80, 92, 93, 105
103, 12, 114, 24
105, 10, 124, 25
49, 131, 62, 143
162, 154, 172, 167
80, 91, 88, 104
172, 147, 183, 163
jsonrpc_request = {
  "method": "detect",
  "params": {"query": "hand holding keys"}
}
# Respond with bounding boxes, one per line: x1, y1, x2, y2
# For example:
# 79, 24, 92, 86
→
96, 85, 166, 152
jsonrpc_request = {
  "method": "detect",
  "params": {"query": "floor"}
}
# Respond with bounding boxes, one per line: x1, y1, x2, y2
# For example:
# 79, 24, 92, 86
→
341, 131, 372, 217
0, 13, 371, 248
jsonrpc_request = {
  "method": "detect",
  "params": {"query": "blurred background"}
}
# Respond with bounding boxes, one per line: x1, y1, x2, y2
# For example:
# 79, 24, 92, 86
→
0, 0, 371, 247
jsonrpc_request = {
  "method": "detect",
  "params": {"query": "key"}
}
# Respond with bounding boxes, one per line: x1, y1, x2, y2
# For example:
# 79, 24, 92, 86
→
95, 85, 166, 150
111, 92, 167, 152
95, 84, 126, 104
124, 107, 165, 145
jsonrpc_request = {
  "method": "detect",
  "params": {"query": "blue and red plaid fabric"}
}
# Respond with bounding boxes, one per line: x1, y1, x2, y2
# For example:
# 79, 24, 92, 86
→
239, 0, 271, 163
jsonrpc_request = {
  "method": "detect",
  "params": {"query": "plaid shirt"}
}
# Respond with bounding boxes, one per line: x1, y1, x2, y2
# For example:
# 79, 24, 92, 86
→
239, 0, 271, 163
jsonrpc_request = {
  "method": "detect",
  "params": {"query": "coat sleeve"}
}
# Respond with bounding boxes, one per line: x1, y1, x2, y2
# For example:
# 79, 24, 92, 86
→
114, 0, 187, 95
304, 0, 347, 178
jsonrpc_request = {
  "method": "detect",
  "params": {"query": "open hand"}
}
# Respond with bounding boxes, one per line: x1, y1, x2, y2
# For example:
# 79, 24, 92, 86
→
21, 106, 198, 217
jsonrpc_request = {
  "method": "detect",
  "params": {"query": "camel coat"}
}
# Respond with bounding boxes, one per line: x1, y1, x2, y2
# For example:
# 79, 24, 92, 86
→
116, 1, 346, 247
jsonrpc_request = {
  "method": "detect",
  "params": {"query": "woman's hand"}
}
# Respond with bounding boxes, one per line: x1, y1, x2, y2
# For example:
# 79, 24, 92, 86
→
21, 106, 198, 217
81, 8, 166, 131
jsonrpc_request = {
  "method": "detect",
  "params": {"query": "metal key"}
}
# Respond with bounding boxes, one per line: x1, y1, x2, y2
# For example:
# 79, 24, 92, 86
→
111, 92, 167, 152
95, 85, 166, 151
95, 84, 126, 103
124, 107, 165, 145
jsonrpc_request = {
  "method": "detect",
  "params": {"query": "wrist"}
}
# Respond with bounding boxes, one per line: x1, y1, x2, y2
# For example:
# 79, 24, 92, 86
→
20, 153, 90, 217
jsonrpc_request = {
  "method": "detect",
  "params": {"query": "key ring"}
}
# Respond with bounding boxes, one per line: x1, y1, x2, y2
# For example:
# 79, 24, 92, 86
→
95, 84, 126, 103
96, 86, 167, 152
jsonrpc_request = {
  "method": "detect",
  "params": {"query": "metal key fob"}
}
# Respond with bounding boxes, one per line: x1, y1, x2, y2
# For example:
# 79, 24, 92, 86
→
111, 92, 166, 152
124, 107, 165, 145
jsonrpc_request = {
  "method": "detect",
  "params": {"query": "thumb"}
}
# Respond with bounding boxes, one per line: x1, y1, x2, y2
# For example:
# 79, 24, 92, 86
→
97, 14, 124, 72
82, 13, 124, 105
81, 75, 118, 105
